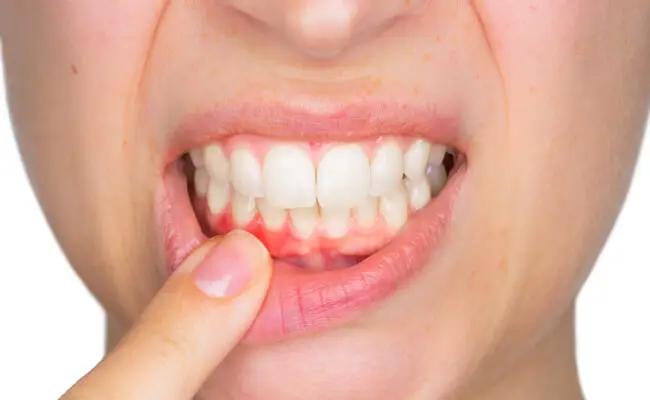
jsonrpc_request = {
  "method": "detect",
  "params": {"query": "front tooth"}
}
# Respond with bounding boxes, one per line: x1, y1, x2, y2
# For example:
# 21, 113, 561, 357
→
427, 164, 448, 196
257, 198, 287, 231
404, 139, 432, 180
194, 168, 210, 197
263, 145, 316, 208
370, 141, 403, 196
232, 193, 256, 227
190, 149, 205, 168
406, 179, 431, 210
230, 148, 263, 197
355, 196, 378, 228
321, 208, 350, 238
290, 206, 319, 239
317, 144, 371, 208
380, 187, 408, 230
204, 144, 230, 182
207, 180, 230, 215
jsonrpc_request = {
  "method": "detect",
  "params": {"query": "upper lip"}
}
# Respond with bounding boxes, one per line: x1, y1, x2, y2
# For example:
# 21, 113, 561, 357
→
165, 99, 465, 163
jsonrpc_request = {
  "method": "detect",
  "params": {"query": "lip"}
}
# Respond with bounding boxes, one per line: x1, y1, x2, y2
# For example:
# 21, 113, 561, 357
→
157, 100, 466, 343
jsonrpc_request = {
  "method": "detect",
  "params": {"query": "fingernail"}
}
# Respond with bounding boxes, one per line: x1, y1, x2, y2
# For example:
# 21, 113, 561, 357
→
193, 230, 269, 298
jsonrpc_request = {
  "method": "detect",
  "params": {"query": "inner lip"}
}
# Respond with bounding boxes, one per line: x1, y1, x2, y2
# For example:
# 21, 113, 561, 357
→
180, 139, 464, 270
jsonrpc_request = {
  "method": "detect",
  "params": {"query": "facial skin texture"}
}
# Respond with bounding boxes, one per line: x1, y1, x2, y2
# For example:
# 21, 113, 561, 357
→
2, 1, 650, 399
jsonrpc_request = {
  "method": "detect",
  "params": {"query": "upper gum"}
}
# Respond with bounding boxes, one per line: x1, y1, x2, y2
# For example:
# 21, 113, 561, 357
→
199, 135, 442, 163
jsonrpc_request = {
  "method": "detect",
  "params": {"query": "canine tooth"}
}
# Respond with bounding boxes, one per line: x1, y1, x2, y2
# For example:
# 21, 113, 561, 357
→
429, 144, 447, 166
290, 206, 319, 239
406, 178, 431, 210
194, 168, 210, 197
317, 144, 371, 208
190, 149, 205, 168
370, 141, 403, 196
232, 193, 256, 227
257, 198, 287, 231
263, 145, 316, 208
207, 180, 230, 215
321, 208, 350, 238
380, 188, 408, 230
204, 144, 230, 182
230, 148, 263, 197
404, 139, 432, 180
427, 164, 448, 196
355, 196, 378, 228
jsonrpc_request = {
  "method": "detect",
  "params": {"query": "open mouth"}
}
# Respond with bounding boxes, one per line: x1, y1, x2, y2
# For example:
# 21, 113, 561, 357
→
158, 102, 466, 342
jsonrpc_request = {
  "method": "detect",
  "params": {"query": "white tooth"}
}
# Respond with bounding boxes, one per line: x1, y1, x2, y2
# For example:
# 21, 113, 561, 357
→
207, 180, 230, 215
194, 168, 210, 197
321, 208, 350, 238
404, 139, 432, 180
380, 187, 408, 230
427, 164, 448, 196
355, 196, 378, 228
406, 179, 431, 210
230, 148, 263, 197
290, 206, 319, 239
317, 144, 371, 208
263, 145, 316, 208
370, 141, 403, 196
190, 149, 205, 168
429, 144, 447, 166
232, 193, 256, 227
204, 144, 230, 182
257, 198, 287, 231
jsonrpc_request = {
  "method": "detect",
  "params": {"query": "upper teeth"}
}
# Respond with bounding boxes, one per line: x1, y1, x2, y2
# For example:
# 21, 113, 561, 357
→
192, 138, 451, 235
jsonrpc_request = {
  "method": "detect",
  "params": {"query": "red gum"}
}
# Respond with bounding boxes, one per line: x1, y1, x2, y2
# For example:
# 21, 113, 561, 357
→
192, 196, 401, 260
200, 134, 431, 164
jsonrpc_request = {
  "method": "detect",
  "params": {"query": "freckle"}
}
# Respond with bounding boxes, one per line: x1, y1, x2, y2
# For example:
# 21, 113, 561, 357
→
413, 87, 420, 95
122, 138, 128, 147
422, 54, 432, 62
71, 64, 78, 75
405, 0, 411, 6
435, 35, 441, 42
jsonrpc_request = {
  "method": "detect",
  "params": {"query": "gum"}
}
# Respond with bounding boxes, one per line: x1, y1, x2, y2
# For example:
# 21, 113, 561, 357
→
192, 196, 409, 261
207, 134, 426, 164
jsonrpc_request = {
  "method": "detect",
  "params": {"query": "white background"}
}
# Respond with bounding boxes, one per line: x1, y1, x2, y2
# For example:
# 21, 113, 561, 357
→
0, 57, 648, 399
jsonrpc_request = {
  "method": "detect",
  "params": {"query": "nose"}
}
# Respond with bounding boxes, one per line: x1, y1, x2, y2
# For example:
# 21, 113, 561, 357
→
226, 0, 429, 57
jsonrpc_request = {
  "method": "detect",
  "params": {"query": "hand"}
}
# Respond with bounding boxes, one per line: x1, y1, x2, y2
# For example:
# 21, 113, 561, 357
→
62, 230, 272, 400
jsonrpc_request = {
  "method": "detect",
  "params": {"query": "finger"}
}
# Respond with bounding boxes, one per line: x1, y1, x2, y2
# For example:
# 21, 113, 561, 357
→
64, 230, 272, 400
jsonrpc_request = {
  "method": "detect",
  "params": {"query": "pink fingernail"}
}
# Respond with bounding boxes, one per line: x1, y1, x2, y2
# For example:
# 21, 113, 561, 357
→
192, 232, 257, 298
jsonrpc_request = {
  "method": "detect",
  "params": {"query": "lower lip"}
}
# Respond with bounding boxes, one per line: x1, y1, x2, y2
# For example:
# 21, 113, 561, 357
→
158, 163, 464, 343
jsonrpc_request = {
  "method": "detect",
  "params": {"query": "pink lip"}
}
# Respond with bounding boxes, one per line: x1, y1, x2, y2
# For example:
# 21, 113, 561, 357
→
157, 100, 466, 343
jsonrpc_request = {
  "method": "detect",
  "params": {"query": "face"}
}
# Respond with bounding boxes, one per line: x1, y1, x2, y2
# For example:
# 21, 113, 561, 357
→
2, 1, 650, 398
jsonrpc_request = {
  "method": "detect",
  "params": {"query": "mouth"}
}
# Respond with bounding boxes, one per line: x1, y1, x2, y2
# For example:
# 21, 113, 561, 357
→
158, 101, 467, 343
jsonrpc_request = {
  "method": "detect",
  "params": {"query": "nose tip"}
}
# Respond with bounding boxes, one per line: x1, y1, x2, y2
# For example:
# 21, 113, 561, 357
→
286, 0, 358, 58
228, 0, 430, 59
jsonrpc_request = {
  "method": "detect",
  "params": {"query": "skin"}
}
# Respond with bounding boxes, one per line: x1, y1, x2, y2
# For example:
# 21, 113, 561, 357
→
2, 1, 650, 399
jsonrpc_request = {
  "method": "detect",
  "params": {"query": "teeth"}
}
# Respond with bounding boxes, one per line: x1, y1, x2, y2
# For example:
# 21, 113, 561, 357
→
256, 199, 287, 231
232, 193, 257, 227
427, 164, 448, 196
194, 168, 210, 197
317, 144, 371, 208
355, 196, 378, 228
428, 144, 447, 166
321, 208, 350, 238
380, 187, 408, 230
263, 145, 316, 208
404, 139, 432, 181
290, 206, 319, 239
190, 149, 205, 168
204, 144, 230, 182
207, 180, 230, 215
406, 179, 431, 210
370, 141, 403, 196
230, 148, 263, 198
